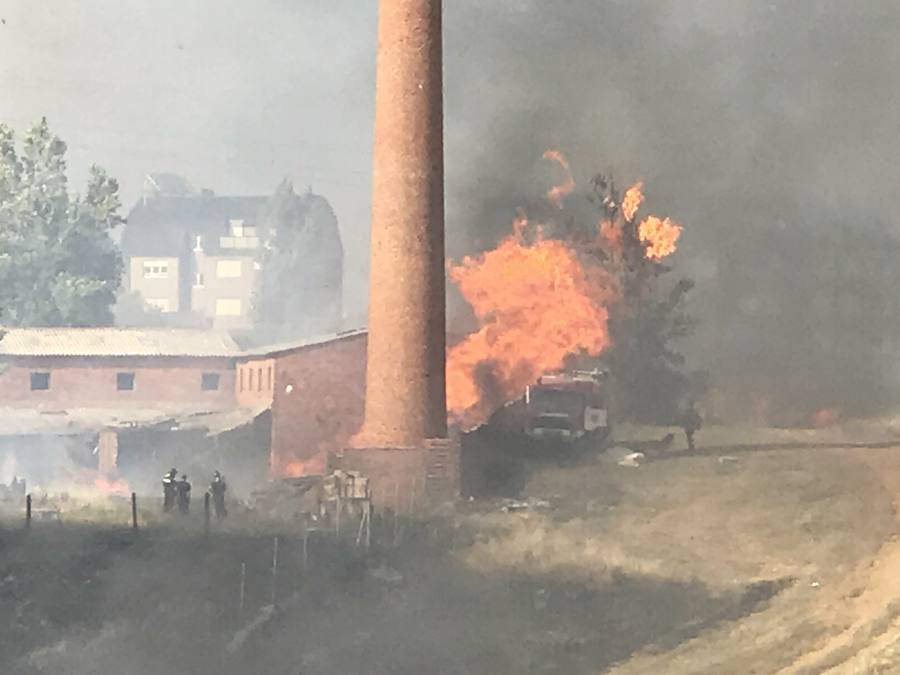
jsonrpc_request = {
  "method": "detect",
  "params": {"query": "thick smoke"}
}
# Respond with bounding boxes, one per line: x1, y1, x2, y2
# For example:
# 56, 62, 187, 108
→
442, 0, 900, 422
5, 1, 900, 421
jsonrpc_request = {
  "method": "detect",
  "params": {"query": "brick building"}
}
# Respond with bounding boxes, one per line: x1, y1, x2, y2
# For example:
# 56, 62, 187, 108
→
0, 327, 270, 491
236, 329, 367, 476
236, 328, 459, 507
0, 327, 238, 410
0, 326, 458, 504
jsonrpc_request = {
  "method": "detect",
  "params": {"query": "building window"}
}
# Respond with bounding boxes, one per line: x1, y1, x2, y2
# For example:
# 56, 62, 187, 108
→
216, 260, 243, 279
257, 367, 263, 392
215, 298, 242, 316
267, 366, 272, 390
30, 372, 50, 391
146, 298, 172, 313
201, 373, 220, 391
239, 367, 244, 392
194, 273, 205, 288
142, 260, 169, 278
117, 372, 135, 391
248, 367, 255, 391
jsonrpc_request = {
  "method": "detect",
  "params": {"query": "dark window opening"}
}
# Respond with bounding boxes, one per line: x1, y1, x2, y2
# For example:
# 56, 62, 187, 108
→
257, 367, 262, 392
117, 372, 135, 391
239, 367, 244, 392
30, 372, 50, 391
248, 368, 254, 391
202, 373, 220, 391
267, 366, 272, 390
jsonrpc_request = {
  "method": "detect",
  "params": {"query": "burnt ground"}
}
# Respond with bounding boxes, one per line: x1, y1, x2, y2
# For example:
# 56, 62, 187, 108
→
0, 520, 779, 675
3, 423, 900, 673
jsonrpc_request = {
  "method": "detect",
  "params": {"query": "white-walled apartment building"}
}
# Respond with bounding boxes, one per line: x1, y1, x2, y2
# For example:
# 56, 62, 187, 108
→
121, 174, 270, 330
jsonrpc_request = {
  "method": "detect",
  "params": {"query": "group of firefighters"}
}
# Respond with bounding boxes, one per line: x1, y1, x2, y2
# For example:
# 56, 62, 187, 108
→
161, 468, 227, 517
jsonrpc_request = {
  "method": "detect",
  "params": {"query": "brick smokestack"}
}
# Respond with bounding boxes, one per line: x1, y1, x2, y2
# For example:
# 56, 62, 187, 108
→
360, 0, 447, 447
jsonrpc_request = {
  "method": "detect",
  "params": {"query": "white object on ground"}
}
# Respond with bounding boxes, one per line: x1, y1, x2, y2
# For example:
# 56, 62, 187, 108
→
618, 452, 645, 468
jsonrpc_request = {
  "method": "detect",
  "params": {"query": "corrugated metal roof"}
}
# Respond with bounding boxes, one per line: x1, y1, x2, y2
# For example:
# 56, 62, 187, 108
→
0, 327, 240, 358
0, 405, 269, 436
241, 327, 367, 358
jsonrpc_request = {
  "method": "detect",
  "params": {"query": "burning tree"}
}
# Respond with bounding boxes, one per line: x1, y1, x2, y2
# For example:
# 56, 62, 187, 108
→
447, 152, 700, 427
584, 173, 700, 423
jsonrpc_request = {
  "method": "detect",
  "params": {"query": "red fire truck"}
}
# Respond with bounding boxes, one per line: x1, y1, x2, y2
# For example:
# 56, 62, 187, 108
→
482, 368, 611, 457
523, 370, 611, 448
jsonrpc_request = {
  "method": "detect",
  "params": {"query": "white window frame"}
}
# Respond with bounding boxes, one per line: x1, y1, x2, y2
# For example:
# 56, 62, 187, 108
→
142, 260, 170, 279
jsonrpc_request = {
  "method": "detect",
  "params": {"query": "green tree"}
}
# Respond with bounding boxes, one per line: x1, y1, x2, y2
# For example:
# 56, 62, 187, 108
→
0, 119, 123, 326
252, 180, 344, 342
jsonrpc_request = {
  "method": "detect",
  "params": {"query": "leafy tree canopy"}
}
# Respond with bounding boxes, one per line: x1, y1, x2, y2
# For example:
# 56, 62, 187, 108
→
0, 119, 123, 326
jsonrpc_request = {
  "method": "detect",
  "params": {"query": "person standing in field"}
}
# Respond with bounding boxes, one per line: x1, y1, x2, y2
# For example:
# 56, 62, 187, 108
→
681, 403, 702, 452
209, 470, 227, 518
162, 468, 178, 513
176, 474, 192, 514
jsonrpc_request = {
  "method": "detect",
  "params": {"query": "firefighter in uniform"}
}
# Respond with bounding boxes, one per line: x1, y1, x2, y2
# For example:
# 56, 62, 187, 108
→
209, 470, 227, 518
162, 468, 178, 512
176, 474, 192, 514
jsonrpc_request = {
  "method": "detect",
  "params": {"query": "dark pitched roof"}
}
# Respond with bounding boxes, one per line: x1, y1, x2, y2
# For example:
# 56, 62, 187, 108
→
122, 193, 269, 258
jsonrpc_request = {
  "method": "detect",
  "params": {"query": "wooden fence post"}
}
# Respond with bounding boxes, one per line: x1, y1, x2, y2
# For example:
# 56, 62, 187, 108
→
271, 537, 279, 607
239, 562, 246, 618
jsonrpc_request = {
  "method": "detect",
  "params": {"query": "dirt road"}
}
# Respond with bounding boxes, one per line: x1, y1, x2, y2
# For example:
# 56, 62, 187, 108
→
547, 425, 900, 674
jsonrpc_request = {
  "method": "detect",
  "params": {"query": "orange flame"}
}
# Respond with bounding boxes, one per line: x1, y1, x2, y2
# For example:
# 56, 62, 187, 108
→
447, 152, 684, 426
276, 453, 327, 478
94, 474, 130, 497
542, 149, 575, 209
621, 182, 644, 222
638, 215, 682, 260
447, 215, 613, 427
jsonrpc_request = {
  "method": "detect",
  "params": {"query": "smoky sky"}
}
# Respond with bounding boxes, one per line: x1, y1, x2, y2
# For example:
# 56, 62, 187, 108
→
4, 0, 900, 413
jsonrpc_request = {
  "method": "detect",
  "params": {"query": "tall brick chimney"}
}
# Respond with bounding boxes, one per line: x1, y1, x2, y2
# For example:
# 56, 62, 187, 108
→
360, 0, 447, 448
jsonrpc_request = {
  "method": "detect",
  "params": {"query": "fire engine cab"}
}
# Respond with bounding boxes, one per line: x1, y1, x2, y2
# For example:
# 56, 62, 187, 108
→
524, 369, 610, 448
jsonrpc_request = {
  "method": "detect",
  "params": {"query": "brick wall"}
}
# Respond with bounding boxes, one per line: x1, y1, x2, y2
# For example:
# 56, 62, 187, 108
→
234, 358, 275, 408
331, 447, 428, 512
0, 356, 236, 409
331, 437, 460, 511
267, 333, 367, 474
